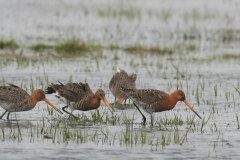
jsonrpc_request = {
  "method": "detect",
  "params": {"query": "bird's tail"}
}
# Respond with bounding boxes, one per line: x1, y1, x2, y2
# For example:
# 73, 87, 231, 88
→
45, 86, 56, 94
130, 73, 137, 82
117, 67, 122, 73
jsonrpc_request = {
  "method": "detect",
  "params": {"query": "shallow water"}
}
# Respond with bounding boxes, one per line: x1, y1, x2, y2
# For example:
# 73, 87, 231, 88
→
1, 0, 240, 159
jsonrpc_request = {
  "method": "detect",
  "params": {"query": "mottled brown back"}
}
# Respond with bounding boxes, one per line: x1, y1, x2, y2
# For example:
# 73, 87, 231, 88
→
49, 82, 86, 102
64, 82, 94, 96
0, 84, 30, 103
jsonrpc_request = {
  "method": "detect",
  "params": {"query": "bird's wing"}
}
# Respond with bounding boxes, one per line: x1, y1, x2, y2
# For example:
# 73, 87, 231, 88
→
49, 83, 84, 102
65, 83, 86, 96
70, 95, 92, 111
79, 82, 94, 95
121, 88, 166, 105
0, 85, 30, 104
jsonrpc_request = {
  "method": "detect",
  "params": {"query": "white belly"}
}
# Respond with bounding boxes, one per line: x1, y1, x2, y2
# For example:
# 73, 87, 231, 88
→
53, 91, 68, 104
0, 101, 29, 112
55, 96, 68, 104
0, 101, 13, 110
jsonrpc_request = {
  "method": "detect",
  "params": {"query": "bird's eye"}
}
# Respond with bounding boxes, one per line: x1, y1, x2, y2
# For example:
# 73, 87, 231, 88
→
181, 94, 184, 97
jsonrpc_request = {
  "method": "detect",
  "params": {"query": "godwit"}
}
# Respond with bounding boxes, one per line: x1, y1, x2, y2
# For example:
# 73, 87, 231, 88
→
0, 84, 63, 119
109, 68, 137, 104
121, 88, 201, 126
46, 81, 113, 119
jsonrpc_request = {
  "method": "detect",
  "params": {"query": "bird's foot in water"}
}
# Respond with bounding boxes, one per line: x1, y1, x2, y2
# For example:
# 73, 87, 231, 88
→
142, 118, 146, 125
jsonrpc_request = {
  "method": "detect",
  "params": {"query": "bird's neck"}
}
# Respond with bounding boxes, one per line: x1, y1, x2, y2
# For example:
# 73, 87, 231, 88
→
168, 93, 179, 110
30, 94, 39, 109
90, 95, 101, 110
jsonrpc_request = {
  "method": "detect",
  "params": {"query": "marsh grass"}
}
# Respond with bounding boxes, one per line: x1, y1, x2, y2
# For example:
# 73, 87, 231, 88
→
123, 45, 173, 54
201, 114, 212, 133
29, 39, 176, 56
98, 7, 141, 20
236, 114, 240, 129
0, 102, 217, 150
174, 43, 198, 52
1, 125, 4, 141
28, 111, 172, 148
158, 10, 171, 21
156, 114, 184, 127
182, 9, 216, 23
29, 39, 102, 56
15, 51, 30, 69
188, 53, 240, 63
55, 40, 101, 55
0, 51, 55, 70
222, 54, 240, 59
185, 44, 197, 51
29, 43, 52, 52
0, 38, 199, 58
0, 39, 19, 50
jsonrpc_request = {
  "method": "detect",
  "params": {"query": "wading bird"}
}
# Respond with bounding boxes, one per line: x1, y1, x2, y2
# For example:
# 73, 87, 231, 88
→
121, 88, 201, 126
0, 84, 63, 119
46, 81, 113, 119
109, 68, 137, 104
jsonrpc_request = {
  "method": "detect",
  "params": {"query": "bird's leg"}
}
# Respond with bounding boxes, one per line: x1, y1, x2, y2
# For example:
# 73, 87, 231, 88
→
158, 116, 162, 130
0, 110, 8, 119
6, 112, 11, 120
67, 110, 77, 120
151, 113, 153, 127
124, 99, 127, 104
62, 106, 78, 119
67, 112, 72, 120
133, 103, 146, 124
110, 105, 116, 113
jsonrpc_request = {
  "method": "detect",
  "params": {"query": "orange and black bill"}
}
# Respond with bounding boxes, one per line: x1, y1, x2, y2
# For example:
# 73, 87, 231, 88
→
183, 100, 201, 119
101, 97, 115, 113
44, 98, 63, 114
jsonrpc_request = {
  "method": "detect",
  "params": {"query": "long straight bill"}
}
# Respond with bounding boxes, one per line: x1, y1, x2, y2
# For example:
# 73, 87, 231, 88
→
44, 98, 63, 114
102, 97, 115, 113
183, 100, 201, 119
